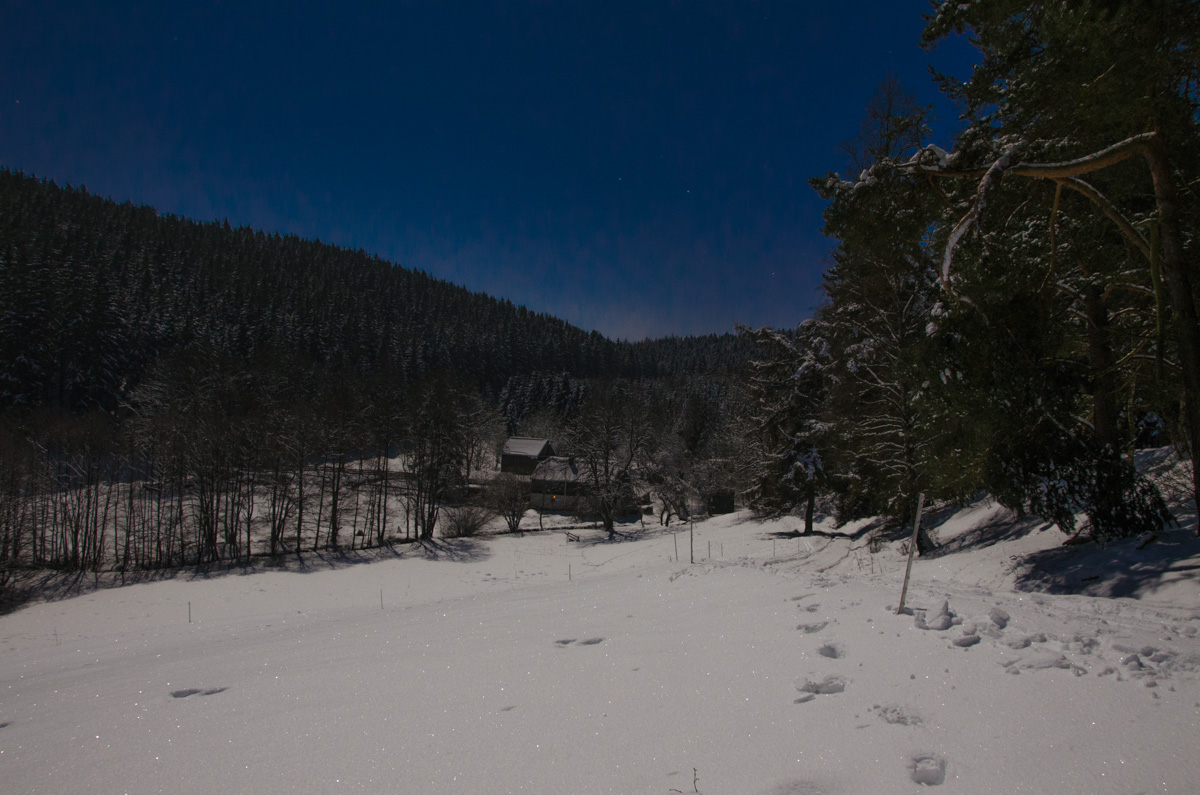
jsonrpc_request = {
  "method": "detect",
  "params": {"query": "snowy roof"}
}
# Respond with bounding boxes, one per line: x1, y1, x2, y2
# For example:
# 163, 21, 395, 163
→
502, 437, 554, 458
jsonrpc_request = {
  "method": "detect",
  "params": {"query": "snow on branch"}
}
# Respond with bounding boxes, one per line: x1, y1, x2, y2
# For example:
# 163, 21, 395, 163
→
940, 146, 1016, 291
1006, 132, 1157, 179
900, 131, 1160, 296
903, 132, 1156, 180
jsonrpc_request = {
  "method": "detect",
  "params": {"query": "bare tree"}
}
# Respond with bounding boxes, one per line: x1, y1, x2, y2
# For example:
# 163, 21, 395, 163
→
459, 393, 505, 489
563, 386, 651, 535
403, 375, 465, 541
486, 472, 530, 533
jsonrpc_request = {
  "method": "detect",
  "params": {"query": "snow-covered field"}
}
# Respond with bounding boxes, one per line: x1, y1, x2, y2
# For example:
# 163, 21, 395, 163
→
2, 500, 1199, 794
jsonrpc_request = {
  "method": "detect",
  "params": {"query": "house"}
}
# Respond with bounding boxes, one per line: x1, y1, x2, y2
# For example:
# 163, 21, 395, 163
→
529, 455, 591, 510
530, 455, 643, 514
500, 437, 556, 476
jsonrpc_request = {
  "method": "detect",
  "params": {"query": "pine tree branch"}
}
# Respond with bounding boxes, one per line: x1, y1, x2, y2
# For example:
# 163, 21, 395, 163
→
1056, 177, 1152, 261
907, 133, 1159, 285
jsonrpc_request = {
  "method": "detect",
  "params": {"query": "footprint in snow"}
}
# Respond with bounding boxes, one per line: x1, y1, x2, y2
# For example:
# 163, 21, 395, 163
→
914, 600, 956, 631
171, 687, 228, 699
555, 639, 576, 646
765, 780, 832, 795
1005, 633, 1047, 650
797, 621, 827, 634
870, 704, 921, 726
817, 643, 843, 659
793, 675, 846, 703
1015, 653, 1088, 676
578, 637, 605, 646
910, 754, 947, 786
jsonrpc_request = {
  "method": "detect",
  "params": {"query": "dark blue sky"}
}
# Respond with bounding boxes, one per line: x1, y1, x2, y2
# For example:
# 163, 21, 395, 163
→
1, 1, 977, 340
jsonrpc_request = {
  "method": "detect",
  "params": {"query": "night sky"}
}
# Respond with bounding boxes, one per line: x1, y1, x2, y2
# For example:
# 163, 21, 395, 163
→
1, 1, 977, 340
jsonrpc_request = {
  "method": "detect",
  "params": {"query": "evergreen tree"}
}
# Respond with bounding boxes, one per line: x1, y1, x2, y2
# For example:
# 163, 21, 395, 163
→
916, 0, 1200, 528
741, 321, 832, 533
809, 79, 951, 532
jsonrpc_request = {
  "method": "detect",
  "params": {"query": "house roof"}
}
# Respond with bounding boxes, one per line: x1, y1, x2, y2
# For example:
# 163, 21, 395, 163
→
502, 437, 553, 458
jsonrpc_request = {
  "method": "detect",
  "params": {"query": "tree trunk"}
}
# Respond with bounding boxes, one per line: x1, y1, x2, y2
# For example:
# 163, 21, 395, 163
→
1144, 134, 1200, 528
1083, 284, 1119, 451
803, 482, 816, 535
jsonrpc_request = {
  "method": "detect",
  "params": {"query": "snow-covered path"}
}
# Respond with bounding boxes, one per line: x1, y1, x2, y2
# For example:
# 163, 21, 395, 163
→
2, 508, 1199, 793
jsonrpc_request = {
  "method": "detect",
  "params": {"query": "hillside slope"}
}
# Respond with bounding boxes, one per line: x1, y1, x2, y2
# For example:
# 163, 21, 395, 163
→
0, 168, 753, 414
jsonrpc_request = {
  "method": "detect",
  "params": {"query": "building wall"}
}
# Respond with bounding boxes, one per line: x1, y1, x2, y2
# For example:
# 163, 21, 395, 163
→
530, 493, 592, 511
500, 455, 540, 476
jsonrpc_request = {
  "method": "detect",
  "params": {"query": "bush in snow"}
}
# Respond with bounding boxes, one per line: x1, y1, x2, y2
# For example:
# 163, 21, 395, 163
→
993, 443, 1172, 544
440, 504, 495, 539
485, 473, 530, 533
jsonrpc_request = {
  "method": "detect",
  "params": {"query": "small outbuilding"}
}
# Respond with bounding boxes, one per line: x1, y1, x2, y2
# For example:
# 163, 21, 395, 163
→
500, 437, 556, 476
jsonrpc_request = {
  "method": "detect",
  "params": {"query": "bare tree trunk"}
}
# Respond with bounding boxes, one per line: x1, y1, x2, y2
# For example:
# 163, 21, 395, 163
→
327, 455, 344, 550
313, 459, 326, 551
377, 451, 389, 546
351, 456, 364, 549
295, 458, 305, 554
243, 466, 256, 560
804, 482, 816, 535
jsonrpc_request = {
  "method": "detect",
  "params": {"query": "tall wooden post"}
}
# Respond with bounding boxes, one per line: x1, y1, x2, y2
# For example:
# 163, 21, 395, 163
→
896, 493, 926, 615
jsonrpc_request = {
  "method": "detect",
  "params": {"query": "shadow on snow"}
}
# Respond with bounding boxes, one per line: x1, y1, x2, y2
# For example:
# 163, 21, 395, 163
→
0, 537, 493, 615
1012, 525, 1200, 599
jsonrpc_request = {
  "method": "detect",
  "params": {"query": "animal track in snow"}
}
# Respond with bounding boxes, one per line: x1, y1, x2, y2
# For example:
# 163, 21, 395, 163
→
170, 687, 227, 699
578, 637, 605, 645
796, 621, 827, 634
554, 639, 576, 646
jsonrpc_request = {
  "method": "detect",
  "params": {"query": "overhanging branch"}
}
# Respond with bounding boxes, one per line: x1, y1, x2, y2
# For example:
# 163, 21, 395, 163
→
906, 132, 1158, 291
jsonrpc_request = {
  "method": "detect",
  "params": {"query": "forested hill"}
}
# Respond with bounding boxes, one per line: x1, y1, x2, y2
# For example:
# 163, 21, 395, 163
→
0, 169, 753, 416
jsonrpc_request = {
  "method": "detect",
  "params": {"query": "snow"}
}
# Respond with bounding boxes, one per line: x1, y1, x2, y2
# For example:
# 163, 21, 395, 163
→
502, 437, 554, 458
905, 144, 953, 171
2, 502, 1199, 793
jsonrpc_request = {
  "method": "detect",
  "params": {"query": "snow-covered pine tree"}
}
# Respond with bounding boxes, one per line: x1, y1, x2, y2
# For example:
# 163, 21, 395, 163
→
740, 321, 832, 534
807, 79, 950, 535
917, 0, 1199, 531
